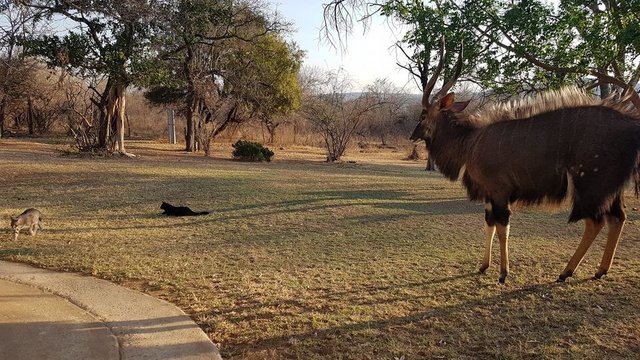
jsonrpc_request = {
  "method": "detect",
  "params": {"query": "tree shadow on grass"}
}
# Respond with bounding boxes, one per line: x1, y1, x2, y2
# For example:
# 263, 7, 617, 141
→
222, 273, 479, 324
304, 189, 411, 200
0, 247, 39, 257
217, 189, 475, 220
228, 278, 637, 358
43, 217, 214, 232
373, 199, 480, 215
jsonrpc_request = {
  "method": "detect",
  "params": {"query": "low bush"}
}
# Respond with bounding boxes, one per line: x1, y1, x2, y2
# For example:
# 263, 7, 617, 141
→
232, 140, 274, 162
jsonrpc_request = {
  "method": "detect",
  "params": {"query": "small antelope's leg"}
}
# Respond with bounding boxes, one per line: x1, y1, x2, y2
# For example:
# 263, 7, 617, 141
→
492, 202, 511, 283
558, 218, 604, 282
29, 225, 37, 236
480, 202, 496, 273
595, 198, 626, 279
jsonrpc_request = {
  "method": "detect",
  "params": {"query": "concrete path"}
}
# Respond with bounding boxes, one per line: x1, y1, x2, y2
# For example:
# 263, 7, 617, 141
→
0, 261, 222, 360
0, 279, 119, 360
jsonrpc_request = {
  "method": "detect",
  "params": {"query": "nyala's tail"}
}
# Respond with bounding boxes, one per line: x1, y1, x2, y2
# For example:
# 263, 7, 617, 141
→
196, 211, 210, 216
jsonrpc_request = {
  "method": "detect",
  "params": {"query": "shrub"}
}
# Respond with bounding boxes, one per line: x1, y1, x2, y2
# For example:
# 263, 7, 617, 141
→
232, 140, 274, 162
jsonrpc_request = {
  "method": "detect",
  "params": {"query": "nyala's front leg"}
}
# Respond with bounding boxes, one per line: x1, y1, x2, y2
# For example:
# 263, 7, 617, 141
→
480, 203, 496, 274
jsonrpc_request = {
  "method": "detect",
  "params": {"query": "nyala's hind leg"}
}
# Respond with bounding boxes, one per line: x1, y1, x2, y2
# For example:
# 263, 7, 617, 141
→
479, 202, 496, 274
558, 217, 604, 282
491, 202, 511, 284
595, 197, 626, 279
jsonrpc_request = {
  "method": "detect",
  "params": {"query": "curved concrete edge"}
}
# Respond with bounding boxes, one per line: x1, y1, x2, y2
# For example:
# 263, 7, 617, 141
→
0, 260, 222, 360
0, 279, 120, 360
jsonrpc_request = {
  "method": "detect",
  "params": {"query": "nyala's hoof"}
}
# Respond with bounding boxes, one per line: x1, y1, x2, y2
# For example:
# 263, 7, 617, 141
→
593, 270, 607, 280
557, 271, 573, 282
478, 265, 489, 274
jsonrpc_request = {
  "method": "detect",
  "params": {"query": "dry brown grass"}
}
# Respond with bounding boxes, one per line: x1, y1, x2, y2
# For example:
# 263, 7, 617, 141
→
2, 137, 640, 359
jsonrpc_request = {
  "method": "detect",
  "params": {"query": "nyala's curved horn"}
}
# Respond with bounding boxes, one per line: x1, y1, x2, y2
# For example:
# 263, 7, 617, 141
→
422, 35, 446, 108
433, 39, 464, 102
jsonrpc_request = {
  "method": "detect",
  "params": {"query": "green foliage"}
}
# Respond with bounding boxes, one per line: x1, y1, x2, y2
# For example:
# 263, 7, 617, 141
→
23, 33, 92, 71
21, 1, 159, 84
232, 140, 274, 162
329, 0, 640, 97
143, 86, 187, 105
246, 34, 303, 114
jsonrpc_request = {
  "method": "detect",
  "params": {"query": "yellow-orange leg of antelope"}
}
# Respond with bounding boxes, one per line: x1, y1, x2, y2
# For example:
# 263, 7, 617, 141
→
479, 224, 496, 274
558, 218, 604, 282
496, 224, 510, 283
594, 214, 626, 279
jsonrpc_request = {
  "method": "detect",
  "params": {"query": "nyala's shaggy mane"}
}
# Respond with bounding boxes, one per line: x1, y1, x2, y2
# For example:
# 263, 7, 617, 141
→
461, 87, 639, 128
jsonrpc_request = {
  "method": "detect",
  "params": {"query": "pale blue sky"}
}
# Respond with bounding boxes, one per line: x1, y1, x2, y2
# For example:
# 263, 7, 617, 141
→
272, 0, 418, 93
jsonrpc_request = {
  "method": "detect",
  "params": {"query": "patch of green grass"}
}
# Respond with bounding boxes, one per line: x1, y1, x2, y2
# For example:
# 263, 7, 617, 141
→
2, 139, 640, 359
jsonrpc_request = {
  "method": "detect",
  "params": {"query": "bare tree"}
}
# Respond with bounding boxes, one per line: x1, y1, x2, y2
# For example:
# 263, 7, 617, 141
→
0, 2, 45, 137
362, 78, 410, 146
302, 67, 384, 162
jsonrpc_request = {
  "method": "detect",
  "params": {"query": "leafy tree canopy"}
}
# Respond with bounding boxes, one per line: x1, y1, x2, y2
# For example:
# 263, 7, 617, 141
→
324, 0, 640, 101
21, 0, 162, 85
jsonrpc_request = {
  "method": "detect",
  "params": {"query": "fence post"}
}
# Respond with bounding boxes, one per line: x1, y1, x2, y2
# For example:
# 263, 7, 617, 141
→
167, 109, 176, 144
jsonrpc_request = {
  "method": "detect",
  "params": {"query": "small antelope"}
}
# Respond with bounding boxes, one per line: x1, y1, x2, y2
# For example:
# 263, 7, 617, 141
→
411, 37, 640, 283
10, 209, 44, 241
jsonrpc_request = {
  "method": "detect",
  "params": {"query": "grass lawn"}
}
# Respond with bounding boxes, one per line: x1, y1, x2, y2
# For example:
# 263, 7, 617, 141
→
2, 138, 640, 359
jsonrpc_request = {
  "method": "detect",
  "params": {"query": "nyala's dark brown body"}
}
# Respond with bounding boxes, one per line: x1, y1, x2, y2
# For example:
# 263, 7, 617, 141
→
429, 105, 640, 223
412, 86, 640, 283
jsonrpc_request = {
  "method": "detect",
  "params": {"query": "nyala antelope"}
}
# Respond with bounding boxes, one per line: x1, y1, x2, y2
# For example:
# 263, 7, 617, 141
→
411, 39, 640, 283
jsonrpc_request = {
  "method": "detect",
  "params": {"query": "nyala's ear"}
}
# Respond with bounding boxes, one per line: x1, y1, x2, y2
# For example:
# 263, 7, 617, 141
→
439, 93, 456, 110
449, 100, 471, 113
9, 216, 17, 222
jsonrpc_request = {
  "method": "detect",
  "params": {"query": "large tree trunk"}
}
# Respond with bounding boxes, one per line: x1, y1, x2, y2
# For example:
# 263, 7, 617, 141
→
27, 97, 34, 135
0, 98, 5, 139
98, 108, 109, 149
114, 83, 127, 154
101, 81, 132, 156
184, 93, 197, 152
265, 119, 278, 144
97, 78, 113, 149
104, 86, 117, 149
183, 45, 197, 152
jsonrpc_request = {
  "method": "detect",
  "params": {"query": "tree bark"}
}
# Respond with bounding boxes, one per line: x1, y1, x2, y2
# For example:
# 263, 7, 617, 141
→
265, 119, 278, 144
27, 97, 34, 135
184, 94, 197, 152
183, 44, 197, 152
0, 98, 5, 139
100, 81, 132, 156
115, 83, 127, 154
104, 85, 117, 149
